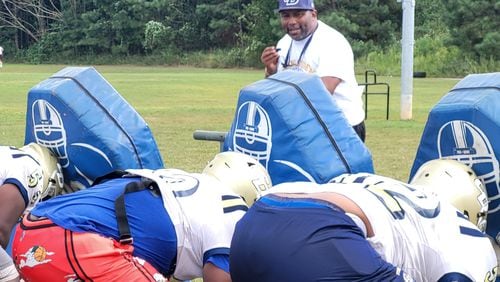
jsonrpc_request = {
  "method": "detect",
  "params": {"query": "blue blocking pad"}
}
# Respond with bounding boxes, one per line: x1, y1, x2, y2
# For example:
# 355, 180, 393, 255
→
410, 72, 500, 243
223, 71, 374, 185
25, 66, 164, 190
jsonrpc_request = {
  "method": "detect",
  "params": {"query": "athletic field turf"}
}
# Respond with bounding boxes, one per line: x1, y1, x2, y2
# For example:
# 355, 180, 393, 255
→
0, 64, 460, 182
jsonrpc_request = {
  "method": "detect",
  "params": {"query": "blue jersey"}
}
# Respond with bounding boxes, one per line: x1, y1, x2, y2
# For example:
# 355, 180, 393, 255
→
31, 177, 177, 275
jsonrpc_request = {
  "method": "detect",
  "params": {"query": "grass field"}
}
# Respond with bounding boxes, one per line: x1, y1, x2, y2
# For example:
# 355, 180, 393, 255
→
0, 64, 461, 182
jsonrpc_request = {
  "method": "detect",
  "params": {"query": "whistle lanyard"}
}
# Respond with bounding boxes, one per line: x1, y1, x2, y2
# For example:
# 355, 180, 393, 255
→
283, 25, 318, 68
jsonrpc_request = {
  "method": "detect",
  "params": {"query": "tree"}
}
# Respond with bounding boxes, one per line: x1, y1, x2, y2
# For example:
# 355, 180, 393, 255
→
315, 0, 401, 57
143, 20, 170, 53
414, 0, 447, 37
158, 0, 200, 51
240, 0, 280, 46
55, 0, 166, 56
442, 0, 500, 60
196, 1, 231, 48
0, 0, 62, 48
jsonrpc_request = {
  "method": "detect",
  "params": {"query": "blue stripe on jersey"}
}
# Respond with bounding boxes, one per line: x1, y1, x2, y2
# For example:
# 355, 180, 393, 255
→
332, 174, 368, 184
330, 174, 382, 188
172, 176, 200, 197
222, 195, 240, 200
337, 175, 372, 184
437, 272, 473, 281
223, 205, 248, 213
12, 152, 39, 164
260, 195, 341, 211
222, 195, 248, 213
459, 226, 486, 238
455, 211, 486, 238
204, 248, 230, 274
205, 254, 230, 273
4, 178, 29, 206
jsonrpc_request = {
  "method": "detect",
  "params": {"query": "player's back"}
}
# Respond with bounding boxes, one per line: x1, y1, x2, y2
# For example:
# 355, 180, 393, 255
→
125, 168, 248, 280
331, 173, 497, 281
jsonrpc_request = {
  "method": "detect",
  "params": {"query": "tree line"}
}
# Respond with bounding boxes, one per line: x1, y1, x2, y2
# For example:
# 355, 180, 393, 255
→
0, 0, 498, 69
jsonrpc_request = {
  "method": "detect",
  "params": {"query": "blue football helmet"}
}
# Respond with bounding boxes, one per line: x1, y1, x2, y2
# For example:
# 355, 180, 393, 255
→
233, 101, 273, 169
31, 99, 69, 168
437, 120, 500, 203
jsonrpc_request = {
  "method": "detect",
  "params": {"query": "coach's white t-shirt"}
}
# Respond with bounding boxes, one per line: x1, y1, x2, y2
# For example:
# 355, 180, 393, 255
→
276, 21, 364, 126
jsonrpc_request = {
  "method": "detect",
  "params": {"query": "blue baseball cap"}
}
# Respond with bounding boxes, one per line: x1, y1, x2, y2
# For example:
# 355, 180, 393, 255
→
278, 0, 315, 12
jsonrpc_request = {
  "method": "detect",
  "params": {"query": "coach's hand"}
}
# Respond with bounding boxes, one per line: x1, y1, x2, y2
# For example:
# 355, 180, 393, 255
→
261, 46, 280, 77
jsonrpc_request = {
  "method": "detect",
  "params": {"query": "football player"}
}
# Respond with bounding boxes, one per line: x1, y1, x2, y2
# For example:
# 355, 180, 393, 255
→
230, 159, 497, 281
0, 143, 63, 282
12, 152, 271, 282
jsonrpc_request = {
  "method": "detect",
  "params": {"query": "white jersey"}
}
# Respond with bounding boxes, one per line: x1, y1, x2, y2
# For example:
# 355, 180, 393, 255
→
126, 168, 247, 280
276, 20, 364, 126
0, 146, 45, 211
267, 173, 498, 281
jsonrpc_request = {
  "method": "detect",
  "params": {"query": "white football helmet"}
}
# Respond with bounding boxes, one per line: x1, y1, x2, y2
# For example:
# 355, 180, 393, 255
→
203, 151, 272, 207
21, 143, 64, 199
410, 159, 489, 232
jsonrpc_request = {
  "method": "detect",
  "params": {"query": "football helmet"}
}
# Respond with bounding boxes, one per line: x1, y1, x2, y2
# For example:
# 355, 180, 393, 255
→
32, 99, 69, 167
410, 159, 489, 232
437, 120, 499, 201
233, 101, 272, 169
203, 151, 272, 207
21, 143, 64, 199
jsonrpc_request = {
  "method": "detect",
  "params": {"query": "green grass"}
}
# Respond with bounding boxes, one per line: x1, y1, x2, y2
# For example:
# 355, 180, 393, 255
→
0, 64, 461, 182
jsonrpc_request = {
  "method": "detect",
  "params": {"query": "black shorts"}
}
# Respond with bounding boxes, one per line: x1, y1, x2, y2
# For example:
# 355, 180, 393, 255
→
353, 120, 366, 142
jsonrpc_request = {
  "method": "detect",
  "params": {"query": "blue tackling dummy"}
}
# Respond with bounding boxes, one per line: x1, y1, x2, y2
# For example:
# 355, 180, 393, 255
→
410, 72, 500, 246
24, 66, 164, 190
223, 71, 374, 185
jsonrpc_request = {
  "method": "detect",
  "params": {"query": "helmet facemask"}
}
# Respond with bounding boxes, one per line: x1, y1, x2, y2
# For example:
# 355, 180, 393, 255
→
21, 143, 64, 200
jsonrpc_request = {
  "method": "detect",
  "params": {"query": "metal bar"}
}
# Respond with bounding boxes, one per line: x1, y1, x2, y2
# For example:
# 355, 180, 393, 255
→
386, 84, 390, 120
193, 130, 227, 152
359, 69, 390, 120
